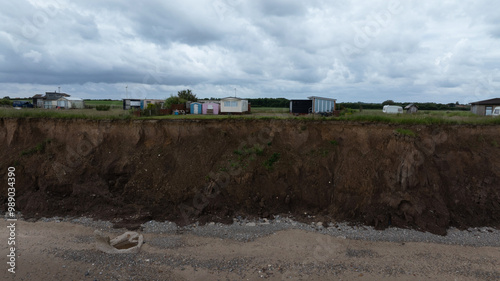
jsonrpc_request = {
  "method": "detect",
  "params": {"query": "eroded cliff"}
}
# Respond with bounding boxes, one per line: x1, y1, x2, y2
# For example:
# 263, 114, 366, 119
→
1, 118, 499, 235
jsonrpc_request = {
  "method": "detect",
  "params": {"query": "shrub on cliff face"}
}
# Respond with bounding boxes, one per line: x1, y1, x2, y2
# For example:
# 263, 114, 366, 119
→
263, 152, 280, 170
395, 128, 416, 137
20, 139, 52, 156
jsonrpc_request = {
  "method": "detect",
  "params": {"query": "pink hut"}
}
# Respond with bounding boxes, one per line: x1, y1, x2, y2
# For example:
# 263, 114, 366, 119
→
202, 102, 220, 115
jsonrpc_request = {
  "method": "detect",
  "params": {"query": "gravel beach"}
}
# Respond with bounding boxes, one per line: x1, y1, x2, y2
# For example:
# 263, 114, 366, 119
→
2, 216, 499, 280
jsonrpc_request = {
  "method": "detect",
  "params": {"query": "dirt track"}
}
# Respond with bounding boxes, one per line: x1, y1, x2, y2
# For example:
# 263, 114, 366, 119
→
1, 118, 499, 235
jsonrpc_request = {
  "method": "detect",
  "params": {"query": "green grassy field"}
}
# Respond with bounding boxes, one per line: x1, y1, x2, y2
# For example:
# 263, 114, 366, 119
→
7, 99, 123, 108
84, 100, 122, 108
0, 108, 131, 120
1, 106, 499, 124
251, 107, 289, 114
336, 109, 500, 124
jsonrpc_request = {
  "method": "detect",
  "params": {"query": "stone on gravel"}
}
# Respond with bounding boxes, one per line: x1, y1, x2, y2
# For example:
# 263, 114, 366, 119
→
94, 230, 144, 254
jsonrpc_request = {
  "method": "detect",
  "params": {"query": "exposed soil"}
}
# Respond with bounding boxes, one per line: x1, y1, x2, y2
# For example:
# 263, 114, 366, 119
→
1, 118, 499, 235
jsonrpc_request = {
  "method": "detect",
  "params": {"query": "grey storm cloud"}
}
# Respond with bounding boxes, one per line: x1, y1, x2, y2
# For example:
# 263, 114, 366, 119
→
0, 0, 499, 103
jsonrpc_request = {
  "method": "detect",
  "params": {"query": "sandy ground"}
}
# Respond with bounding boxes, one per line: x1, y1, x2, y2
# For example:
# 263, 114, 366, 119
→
1, 220, 499, 281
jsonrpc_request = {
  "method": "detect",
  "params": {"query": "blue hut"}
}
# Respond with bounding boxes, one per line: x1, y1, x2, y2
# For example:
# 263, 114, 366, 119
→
190, 102, 202, 114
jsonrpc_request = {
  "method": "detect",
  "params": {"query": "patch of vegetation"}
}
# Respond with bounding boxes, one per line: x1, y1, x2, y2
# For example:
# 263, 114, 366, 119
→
256, 107, 290, 114
246, 98, 289, 108
0, 97, 13, 106
263, 152, 281, 170
165, 95, 187, 108
258, 116, 279, 120
491, 140, 499, 148
334, 110, 500, 125
2, 100, 499, 125
95, 105, 111, 111
234, 144, 264, 156
20, 139, 52, 156
253, 144, 264, 155
308, 148, 330, 157
395, 128, 417, 137
340, 108, 356, 116
177, 89, 197, 102
84, 100, 122, 108
329, 140, 339, 146
0, 108, 132, 120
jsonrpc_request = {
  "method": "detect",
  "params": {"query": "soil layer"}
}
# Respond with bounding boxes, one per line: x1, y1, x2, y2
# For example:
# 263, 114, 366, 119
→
1, 118, 499, 235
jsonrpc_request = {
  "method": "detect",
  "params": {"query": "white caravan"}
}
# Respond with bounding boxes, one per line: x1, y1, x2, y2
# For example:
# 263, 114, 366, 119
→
493, 107, 500, 117
383, 105, 403, 114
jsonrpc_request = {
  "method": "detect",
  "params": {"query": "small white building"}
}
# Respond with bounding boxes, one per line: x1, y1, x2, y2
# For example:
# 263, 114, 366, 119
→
383, 105, 403, 114
57, 97, 85, 109
220, 97, 249, 114
308, 96, 337, 113
122, 99, 164, 110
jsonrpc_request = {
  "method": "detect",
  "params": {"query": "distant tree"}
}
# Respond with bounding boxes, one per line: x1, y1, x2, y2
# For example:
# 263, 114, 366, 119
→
382, 100, 395, 105
0, 98, 13, 106
337, 102, 383, 110
247, 98, 289, 107
165, 95, 187, 108
177, 89, 197, 102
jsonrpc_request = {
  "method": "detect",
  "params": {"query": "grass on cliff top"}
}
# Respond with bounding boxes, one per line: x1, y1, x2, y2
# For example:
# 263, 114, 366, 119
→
335, 109, 500, 125
1, 107, 500, 125
0, 107, 131, 120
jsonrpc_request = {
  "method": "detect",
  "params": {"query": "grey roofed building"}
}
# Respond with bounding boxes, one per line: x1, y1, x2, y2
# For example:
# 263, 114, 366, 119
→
470, 98, 500, 116
404, 103, 418, 114
44, 91, 70, 100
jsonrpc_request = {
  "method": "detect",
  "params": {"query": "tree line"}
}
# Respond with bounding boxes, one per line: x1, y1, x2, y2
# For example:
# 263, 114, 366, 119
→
339, 100, 470, 111
165, 91, 471, 111
244, 99, 470, 110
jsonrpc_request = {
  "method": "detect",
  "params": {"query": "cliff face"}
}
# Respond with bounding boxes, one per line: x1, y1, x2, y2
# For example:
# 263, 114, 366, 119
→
1, 118, 499, 234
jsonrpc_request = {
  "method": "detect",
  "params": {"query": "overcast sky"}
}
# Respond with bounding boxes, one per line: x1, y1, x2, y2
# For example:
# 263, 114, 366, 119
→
1, 0, 499, 103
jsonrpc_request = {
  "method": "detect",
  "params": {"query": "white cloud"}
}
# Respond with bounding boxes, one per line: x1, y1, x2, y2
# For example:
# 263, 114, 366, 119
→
0, 0, 500, 103
22, 50, 42, 63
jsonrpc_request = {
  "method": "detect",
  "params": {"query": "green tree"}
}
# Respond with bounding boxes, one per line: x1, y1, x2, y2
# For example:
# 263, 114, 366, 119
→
0, 97, 13, 106
177, 89, 197, 102
165, 95, 187, 108
382, 100, 395, 105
